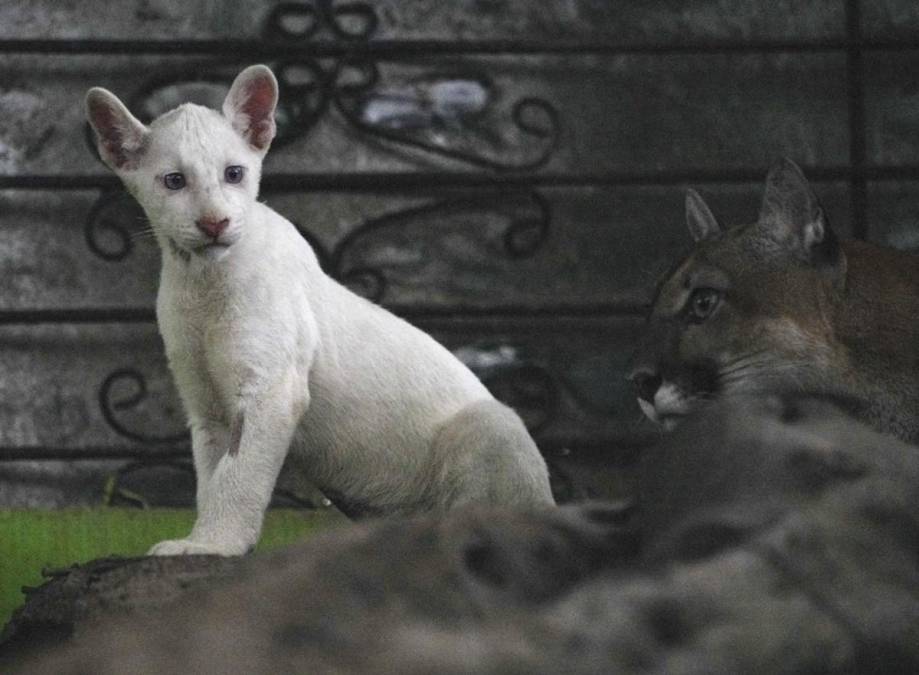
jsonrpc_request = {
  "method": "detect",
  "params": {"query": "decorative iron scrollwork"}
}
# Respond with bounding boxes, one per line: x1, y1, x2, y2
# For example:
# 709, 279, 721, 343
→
84, 191, 147, 262
99, 369, 189, 445
329, 59, 560, 171
264, 0, 379, 42
96, 352, 617, 453
83, 186, 551, 305
272, 54, 561, 168
83, 0, 566, 449
329, 190, 551, 303
97, 355, 563, 444
84, 0, 560, 169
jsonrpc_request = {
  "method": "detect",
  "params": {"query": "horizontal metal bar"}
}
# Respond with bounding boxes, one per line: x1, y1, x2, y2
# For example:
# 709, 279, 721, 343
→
406, 305, 648, 321
1, 37, 918, 57
0, 305, 646, 326
6, 166, 919, 193
0, 308, 156, 324
0, 446, 188, 461
0, 437, 648, 462
3, 172, 767, 191
0, 175, 122, 190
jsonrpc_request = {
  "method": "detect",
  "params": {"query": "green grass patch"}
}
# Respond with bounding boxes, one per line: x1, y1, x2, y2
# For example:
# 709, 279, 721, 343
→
0, 508, 344, 629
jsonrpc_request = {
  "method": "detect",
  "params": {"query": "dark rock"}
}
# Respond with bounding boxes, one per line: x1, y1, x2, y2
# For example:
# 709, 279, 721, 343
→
0, 555, 243, 665
7, 393, 919, 673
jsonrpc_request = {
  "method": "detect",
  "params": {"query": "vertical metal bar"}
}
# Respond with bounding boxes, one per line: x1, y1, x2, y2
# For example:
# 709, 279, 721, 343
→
846, 0, 868, 240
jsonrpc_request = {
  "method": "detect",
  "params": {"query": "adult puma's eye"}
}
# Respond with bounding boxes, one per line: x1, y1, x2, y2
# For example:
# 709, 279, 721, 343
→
225, 165, 245, 184
688, 288, 722, 322
163, 172, 186, 190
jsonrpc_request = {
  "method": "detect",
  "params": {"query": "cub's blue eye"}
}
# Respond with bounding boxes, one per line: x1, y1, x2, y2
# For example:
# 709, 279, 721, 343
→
225, 165, 245, 184
163, 172, 185, 190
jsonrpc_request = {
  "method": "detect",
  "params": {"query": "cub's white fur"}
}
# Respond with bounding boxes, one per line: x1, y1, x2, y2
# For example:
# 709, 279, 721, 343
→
85, 65, 554, 556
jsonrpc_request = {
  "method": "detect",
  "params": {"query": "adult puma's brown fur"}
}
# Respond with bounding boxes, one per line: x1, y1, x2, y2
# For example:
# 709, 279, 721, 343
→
628, 158, 919, 443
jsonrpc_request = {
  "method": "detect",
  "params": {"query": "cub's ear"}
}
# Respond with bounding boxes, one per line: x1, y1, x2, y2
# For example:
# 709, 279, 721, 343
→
85, 88, 149, 170
685, 188, 722, 242
223, 64, 278, 153
757, 157, 832, 263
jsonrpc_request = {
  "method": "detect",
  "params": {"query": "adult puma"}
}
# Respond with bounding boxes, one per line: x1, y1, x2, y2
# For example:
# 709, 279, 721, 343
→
85, 65, 553, 556
627, 158, 919, 443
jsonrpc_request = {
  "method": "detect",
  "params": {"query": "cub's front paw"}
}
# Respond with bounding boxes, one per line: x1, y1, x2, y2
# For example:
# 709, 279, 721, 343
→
147, 538, 246, 557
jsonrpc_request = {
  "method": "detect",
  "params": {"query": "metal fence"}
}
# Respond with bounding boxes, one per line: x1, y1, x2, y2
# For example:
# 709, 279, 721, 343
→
1, 0, 917, 506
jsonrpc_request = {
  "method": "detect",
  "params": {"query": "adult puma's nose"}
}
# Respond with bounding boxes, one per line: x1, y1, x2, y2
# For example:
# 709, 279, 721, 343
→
196, 216, 229, 239
628, 368, 662, 404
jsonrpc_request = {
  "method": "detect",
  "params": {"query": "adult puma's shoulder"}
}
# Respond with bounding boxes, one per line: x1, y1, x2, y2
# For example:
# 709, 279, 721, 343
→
628, 158, 919, 443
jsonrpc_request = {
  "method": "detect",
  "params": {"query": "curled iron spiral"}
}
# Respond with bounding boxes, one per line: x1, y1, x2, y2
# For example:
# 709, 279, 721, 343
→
84, 191, 140, 262
99, 369, 189, 445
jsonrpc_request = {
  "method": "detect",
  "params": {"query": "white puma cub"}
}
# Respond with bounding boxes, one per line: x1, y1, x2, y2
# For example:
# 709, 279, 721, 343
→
85, 64, 554, 556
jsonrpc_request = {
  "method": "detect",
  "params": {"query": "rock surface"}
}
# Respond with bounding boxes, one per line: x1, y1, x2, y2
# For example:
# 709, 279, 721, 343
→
5, 393, 919, 673
0, 555, 244, 666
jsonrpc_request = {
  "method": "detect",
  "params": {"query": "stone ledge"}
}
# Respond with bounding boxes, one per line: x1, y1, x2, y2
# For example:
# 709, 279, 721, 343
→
5, 393, 919, 673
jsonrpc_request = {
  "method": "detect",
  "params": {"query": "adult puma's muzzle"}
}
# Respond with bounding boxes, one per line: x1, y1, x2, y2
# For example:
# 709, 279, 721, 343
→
627, 369, 696, 429
627, 339, 721, 429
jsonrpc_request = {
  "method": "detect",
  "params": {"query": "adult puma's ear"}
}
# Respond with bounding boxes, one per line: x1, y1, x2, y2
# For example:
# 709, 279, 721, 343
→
685, 188, 722, 242
85, 88, 149, 170
223, 64, 278, 152
757, 157, 832, 263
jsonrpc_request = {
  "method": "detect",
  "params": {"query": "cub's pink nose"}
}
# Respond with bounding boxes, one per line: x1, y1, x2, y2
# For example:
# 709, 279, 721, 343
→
196, 216, 229, 239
